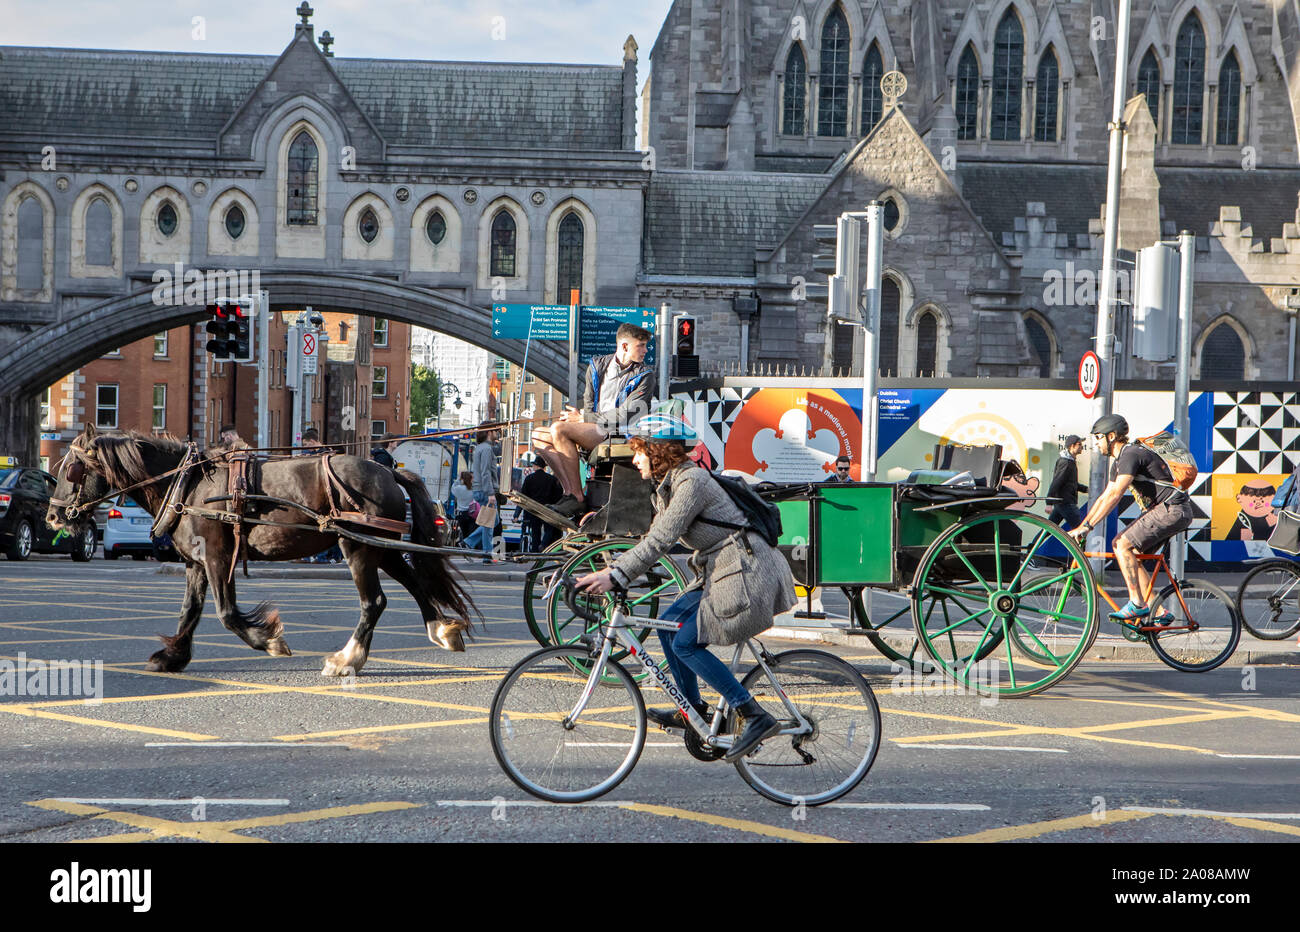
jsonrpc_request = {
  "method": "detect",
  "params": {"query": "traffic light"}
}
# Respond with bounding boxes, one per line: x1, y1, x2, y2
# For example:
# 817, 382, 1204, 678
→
674, 314, 696, 356
672, 314, 698, 378
205, 301, 254, 361
228, 301, 254, 363
205, 304, 236, 359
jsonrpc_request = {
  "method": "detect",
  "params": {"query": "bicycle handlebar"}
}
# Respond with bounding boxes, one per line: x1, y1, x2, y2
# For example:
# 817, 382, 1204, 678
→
560, 576, 627, 624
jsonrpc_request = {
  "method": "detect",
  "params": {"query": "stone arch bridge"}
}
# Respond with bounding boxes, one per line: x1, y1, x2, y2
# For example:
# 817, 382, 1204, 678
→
0, 272, 569, 464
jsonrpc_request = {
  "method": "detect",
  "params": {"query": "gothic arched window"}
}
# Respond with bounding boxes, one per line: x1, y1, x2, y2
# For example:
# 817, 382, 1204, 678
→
556, 212, 584, 302
1137, 49, 1161, 126
956, 45, 980, 140
917, 312, 938, 376
862, 43, 885, 134
490, 210, 517, 278
1202, 322, 1245, 379
17, 197, 44, 291
1035, 48, 1059, 142
991, 11, 1024, 141
783, 46, 807, 135
1024, 314, 1054, 377
1216, 51, 1241, 146
85, 197, 113, 267
287, 131, 319, 225
1172, 16, 1206, 144
818, 7, 850, 137
879, 277, 900, 376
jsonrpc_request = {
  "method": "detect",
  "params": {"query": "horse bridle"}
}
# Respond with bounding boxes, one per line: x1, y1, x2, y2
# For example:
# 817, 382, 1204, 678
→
49, 445, 99, 519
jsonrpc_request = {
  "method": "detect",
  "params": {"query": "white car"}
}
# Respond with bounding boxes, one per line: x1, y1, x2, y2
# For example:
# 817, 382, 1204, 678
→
102, 494, 176, 561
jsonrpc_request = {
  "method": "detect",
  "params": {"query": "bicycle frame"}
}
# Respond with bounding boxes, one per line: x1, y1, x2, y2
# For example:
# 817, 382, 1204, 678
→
1076, 551, 1196, 632
561, 602, 814, 751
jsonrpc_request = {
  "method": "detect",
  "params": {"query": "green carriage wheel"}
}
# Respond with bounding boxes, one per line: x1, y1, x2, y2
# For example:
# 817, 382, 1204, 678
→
846, 587, 1004, 670
912, 511, 1097, 698
522, 534, 594, 647
548, 538, 690, 681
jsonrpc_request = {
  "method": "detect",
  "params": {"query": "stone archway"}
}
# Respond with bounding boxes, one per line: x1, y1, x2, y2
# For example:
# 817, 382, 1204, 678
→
0, 271, 570, 463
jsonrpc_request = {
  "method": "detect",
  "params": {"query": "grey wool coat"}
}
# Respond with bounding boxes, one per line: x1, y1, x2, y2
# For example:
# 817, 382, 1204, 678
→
609, 462, 797, 646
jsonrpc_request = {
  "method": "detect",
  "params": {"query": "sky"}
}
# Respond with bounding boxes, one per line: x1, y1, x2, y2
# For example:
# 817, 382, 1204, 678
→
3, 0, 676, 67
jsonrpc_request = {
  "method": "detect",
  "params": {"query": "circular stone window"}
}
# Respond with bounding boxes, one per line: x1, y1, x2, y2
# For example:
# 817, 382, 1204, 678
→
878, 193, 908, 238
157, 202, 178, 237
425, 210, 446, 246
224, 204, 246, 241
358, 207, 380, 244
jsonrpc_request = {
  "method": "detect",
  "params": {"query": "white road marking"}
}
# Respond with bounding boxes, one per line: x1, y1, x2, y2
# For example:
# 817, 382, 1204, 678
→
893, 743, 1068, 753
1123, 806, 1300, 820
1214, 753, 1300, 760
435, 799, 990, 812
52, 797, 289, 806
822, 802, 991, 811
564, 742, 677, 748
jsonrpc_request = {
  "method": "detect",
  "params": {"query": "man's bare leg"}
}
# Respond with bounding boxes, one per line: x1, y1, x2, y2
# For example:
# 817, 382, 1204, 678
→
551, 421, 607, 501
1113, 535, 1151, 606
531, 427, 576, 497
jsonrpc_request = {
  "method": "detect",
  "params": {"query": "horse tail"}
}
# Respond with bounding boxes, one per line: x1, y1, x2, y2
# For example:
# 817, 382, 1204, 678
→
392, 469, 478, 630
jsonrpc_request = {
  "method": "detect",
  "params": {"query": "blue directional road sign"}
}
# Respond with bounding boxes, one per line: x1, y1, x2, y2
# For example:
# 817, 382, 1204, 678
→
578, 306, 658, 369
491, 304, 571, 340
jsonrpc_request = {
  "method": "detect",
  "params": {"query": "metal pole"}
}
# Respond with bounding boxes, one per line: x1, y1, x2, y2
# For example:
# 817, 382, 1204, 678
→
1086, 0, 1134, 567
256, 290, 270, 449
567, 298, 580, 407
1172, 230, 1194, 579
289, 316, 303, 449
861, 202, 883, 482
739, 319, 750, 372
658, 303, 671, 395
1290, 313, 1297, 382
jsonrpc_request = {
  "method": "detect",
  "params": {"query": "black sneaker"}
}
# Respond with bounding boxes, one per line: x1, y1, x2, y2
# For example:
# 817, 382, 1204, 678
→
551, 495, 585, 519
647, 701, 709, 730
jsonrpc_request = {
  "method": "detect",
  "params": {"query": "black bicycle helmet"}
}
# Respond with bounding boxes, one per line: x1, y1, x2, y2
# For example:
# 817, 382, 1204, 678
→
1090, 413, 1129, 437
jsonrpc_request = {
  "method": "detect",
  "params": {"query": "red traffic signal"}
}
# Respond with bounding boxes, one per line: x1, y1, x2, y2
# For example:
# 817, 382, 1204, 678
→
673, 314, 696, 356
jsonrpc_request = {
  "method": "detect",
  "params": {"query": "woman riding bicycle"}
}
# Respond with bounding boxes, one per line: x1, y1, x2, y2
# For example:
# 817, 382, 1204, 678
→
575, 413, 797, 762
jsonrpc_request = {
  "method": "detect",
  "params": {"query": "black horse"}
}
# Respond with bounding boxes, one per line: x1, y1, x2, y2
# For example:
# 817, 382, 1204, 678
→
48, 425, 475, 676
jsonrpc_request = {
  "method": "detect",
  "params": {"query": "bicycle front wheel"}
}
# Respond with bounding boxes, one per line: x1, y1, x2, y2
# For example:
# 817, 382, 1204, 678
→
1147, 579, 1242, 672
1236, 560, 1300, 640
489, 646, 646, 803
733, 649, 881, 807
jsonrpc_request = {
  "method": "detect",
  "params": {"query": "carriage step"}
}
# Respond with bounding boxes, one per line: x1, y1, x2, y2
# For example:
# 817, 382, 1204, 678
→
507, 492, 579, 532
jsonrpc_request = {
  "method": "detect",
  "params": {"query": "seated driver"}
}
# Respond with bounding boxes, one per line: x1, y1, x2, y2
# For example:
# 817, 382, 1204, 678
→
532, 323, 656, 519
1069, 413, 1194, 623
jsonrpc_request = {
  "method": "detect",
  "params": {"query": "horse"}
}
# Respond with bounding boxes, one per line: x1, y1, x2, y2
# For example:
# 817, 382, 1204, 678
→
47, 424, 476, 676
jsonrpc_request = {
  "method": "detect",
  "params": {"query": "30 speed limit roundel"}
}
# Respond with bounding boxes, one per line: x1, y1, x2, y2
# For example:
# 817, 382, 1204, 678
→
1078, 351, 1101, 399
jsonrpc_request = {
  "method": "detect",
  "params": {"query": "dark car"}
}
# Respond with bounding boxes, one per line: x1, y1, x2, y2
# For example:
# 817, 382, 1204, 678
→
0, 460, 97, 561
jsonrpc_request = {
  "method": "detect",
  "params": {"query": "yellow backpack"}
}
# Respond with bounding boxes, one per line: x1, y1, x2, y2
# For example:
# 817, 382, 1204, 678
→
1137, 431, 1198, 491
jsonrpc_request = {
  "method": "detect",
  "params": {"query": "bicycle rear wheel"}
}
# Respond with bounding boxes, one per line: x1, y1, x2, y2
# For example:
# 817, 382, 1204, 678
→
1146, 579, 1241, 672
489, 646, 646, 803
1235, 560, 1300, 640
732, 649, 881, 807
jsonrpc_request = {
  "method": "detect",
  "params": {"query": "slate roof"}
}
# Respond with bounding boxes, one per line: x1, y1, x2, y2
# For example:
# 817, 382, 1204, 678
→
0, 46, 625, 149
959, 162, 1300, 244
643, 171, 831, 276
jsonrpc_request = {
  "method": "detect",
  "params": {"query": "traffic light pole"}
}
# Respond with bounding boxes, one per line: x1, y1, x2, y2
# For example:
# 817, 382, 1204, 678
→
1086, 0, 1133, 568
1171, 231, 1195, 579
861, 202, 883, 481
255, 290, 269, 450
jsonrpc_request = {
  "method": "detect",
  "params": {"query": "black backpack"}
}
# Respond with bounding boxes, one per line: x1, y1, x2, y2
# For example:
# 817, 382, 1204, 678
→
696, 471, 783, 547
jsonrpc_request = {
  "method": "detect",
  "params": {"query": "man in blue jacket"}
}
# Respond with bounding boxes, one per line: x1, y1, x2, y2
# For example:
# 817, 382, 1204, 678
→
532, 323, 656, 518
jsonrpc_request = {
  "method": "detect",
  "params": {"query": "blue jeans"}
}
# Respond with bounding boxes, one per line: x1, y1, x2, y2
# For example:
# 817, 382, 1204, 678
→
465, 491, 500, 555
656, 590, 751, 709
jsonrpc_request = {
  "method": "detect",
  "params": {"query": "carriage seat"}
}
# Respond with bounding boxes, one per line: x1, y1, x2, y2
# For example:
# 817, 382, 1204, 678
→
588, 438, 635, 465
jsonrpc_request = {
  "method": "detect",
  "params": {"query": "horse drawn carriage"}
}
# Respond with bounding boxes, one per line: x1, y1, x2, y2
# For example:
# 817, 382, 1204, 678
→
514, 438, 1101, 698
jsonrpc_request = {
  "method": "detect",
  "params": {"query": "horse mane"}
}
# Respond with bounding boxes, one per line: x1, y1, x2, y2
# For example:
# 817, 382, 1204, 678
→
82, 430, 187, 490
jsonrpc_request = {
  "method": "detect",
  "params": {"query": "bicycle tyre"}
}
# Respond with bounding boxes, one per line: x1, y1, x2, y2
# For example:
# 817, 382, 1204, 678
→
1235, 560, 1300, 641
1147, 579, 1242, 673
521, 535, 591, 647
732, 649, 881, 807
489, 645, 646, 803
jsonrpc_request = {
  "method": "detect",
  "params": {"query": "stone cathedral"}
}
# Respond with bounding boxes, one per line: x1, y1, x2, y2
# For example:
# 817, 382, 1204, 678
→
636, 0, 1300, 381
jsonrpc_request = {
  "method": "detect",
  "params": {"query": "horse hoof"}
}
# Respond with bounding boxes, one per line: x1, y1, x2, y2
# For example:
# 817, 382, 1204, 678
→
320, 658, 351, 677
265, 637, 292, 657
145, 651, 188, 673
427, 621, 466, 652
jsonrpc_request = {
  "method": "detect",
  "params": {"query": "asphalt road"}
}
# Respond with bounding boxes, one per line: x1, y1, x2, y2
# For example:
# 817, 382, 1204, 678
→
1, 559, 1298, 844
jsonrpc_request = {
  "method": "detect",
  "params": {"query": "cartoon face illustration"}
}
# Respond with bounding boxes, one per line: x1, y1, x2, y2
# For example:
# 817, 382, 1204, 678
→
1000, 471, 1041, 512
1236, 483, 1276, 518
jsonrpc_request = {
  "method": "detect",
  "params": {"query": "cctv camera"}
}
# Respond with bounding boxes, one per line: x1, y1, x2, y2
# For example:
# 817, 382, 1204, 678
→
309, 313, 324, 327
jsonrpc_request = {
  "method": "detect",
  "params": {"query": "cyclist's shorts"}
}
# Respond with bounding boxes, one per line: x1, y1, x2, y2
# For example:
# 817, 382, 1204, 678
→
1117, 498, 1194, 553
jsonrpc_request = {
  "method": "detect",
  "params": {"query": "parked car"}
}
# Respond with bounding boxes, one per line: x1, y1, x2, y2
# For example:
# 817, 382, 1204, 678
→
102, 493, 177, 561
0, 457, 97, 561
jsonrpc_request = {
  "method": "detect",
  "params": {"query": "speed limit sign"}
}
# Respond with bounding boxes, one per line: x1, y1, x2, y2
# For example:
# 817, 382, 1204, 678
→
1078, 351, 1101, 399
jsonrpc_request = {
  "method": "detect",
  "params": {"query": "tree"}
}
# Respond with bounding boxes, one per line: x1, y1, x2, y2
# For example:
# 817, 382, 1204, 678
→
408, 364, 441, 431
